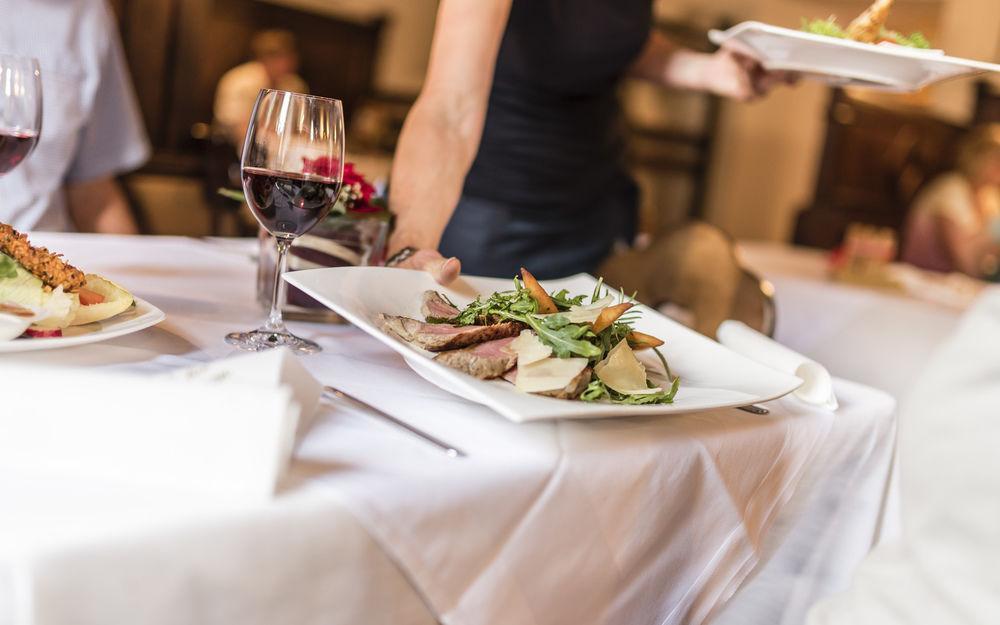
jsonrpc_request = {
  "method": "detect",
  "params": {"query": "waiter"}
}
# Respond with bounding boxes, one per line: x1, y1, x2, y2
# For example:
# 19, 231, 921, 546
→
387, 0, 793, 285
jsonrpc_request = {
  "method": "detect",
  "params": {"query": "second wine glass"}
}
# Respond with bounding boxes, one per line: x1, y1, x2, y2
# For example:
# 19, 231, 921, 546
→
226, 89, 345, 354
0, 54, 42, 176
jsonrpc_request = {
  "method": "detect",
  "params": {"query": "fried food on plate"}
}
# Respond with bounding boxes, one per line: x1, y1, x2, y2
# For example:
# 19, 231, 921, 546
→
846, 0, 895, 43
0, 222, 134, 334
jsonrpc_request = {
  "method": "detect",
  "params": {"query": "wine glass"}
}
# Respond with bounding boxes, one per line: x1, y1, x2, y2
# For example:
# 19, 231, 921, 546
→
0, 55, 42, 176
226, 89, 345, 354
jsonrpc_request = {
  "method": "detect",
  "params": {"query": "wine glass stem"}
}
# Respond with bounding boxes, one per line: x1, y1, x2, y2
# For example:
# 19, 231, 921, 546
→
265, 237, 292, 333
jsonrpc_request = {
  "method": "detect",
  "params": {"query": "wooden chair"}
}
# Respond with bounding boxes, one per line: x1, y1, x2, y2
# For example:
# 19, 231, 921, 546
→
600, 222, 776, 338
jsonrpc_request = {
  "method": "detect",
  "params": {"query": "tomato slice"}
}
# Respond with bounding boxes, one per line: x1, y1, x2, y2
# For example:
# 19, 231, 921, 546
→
25, 327, 62, 338
78, 288, 105, 306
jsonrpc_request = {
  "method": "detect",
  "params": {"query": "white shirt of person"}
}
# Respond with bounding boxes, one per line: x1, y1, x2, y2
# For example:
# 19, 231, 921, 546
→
213, 61, 308, 145
0, 0, 150, 232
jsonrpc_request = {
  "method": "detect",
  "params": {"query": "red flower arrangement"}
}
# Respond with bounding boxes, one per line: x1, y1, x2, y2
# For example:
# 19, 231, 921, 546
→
301, 157, 387, 216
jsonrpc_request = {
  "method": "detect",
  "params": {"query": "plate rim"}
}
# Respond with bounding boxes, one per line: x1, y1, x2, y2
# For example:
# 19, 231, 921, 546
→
710, 21, 1000, 83
0, 296, 166, 353
285, 267, 804, 421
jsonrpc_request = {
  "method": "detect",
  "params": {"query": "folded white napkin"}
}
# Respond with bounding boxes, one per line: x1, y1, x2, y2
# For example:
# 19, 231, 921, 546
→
168, 348, 322, 440
717, 320, 839, 410
0, 349, 318, 501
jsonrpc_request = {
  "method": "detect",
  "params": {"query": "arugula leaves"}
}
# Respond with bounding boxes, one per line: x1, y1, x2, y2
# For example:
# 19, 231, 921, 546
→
0, 254, 19, 279
523, 313, 602, 359
436, 275, 679, 404
580, 377, 681, 405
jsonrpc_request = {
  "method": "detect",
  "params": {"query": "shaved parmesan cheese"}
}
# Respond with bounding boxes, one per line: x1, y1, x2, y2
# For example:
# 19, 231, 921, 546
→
536, 294, 617, 324
594, 339, 661, 395
508, 330, 552, 367
515, 357, 588, 393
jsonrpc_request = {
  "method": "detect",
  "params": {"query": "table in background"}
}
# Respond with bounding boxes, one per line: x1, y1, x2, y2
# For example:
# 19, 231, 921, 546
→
0, 235, 897, 625
738, 241, 965, 400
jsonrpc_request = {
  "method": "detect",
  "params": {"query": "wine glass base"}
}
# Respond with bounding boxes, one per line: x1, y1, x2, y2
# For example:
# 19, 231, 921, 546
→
225, 329, 322, 354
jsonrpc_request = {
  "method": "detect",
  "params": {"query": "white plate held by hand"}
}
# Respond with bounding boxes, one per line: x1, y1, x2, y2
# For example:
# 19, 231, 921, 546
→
285, 267, 802, 422
710, 22, 1000, 92
0, 297, 165, 353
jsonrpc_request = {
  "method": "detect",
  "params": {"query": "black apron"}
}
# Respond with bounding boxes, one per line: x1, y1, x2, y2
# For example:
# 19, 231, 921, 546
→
439, 0, 652, 279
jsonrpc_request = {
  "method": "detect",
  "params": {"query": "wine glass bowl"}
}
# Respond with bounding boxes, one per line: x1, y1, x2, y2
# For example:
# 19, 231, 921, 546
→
0, 55, 42, 176
226, 89, 345, 354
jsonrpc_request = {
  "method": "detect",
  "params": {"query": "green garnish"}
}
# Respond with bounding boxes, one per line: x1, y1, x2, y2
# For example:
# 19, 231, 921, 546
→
801, 16, 847, 39
217, 188, 246, 202
437, 275, 679, 404
801, 17, 932, 49
880, 28, 931, 49
580, 377, 681, 405
0, 254, 19, 279
523, 313, 603, 360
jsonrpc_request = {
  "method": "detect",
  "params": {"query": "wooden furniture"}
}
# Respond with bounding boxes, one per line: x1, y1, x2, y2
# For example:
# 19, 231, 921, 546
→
107, 0, 384, 234
794, 83, 1000, 250
621, 19, 726, 234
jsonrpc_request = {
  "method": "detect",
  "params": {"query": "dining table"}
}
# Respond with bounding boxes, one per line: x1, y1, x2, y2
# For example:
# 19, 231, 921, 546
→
0, 233, 899, 625
737, 241, 970, 401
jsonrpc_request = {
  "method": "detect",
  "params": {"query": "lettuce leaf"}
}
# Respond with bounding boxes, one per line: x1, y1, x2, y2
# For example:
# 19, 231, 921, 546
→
0, 253, 18, 279
0, 255, 77, 327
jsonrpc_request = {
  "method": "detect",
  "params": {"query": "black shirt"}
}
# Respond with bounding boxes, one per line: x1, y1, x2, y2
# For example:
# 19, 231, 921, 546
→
462, 0, 653, 211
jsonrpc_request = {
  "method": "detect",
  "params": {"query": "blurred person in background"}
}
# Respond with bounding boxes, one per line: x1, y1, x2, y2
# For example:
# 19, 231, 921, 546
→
214, 30, 308, 150
0, 0, 150, 233
902, 124, 1000, 279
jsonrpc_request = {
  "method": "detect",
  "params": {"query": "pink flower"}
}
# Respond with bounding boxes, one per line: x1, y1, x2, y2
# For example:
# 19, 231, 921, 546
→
303, 159, 386, 214
343, 163, 376, 204
301, 156, 340, 178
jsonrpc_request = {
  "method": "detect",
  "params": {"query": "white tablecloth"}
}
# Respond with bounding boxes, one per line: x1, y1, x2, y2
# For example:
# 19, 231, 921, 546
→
0, 234, 898, 625
738, 242, 965, 400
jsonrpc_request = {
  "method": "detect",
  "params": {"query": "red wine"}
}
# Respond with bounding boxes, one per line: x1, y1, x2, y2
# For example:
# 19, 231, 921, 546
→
242, 167, 342, 237
0, 129, 38, 174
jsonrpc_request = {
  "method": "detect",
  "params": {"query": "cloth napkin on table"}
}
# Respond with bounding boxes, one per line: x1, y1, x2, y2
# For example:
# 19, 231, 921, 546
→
0, 349, 319, 501
717, 320, 839, 410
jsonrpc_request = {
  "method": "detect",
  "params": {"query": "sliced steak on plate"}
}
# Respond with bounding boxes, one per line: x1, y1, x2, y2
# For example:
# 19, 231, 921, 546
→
377, 314, 521, 351
435, 336, 517, 379
503, 366, 593, 400
421, 290, 461, 321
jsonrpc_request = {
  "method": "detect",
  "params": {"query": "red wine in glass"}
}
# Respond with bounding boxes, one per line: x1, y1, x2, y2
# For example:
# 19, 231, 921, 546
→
242, 166, 342, 238
0, 129, 38, 174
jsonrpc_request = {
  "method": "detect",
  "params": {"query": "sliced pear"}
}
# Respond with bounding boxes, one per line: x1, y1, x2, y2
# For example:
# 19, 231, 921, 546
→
520, 268, 558, 314
536, 294, 615, 324
591, 302, 633, 334
70, 274, 134, 326
626, 331, 665, 351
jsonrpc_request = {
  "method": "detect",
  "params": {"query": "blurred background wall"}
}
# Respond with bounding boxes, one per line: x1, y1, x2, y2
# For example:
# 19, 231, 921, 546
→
107, 0, 1000, 248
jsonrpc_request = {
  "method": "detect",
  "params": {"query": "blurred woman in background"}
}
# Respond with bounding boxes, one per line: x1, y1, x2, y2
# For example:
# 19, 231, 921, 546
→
902, 124, 1000, 279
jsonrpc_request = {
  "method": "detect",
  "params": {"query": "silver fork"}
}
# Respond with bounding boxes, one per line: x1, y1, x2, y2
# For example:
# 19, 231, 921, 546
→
322, 385, 466, 458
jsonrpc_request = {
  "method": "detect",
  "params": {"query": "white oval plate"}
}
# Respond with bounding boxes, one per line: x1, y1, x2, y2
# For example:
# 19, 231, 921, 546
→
0, 297, 166, 353
285, 267, 803, 423
709, 22, 1000, 92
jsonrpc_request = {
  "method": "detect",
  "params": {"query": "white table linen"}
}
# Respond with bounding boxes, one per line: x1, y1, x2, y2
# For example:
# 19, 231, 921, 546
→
0, 234, 898, 625
809, 287, 1000, 625
737, 242, 965, 400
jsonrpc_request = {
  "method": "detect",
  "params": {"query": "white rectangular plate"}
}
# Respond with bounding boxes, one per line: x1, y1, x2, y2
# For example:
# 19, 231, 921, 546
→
0, 297, 166, 353
710, 22, 1000, 92
286, 267, 803, 422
